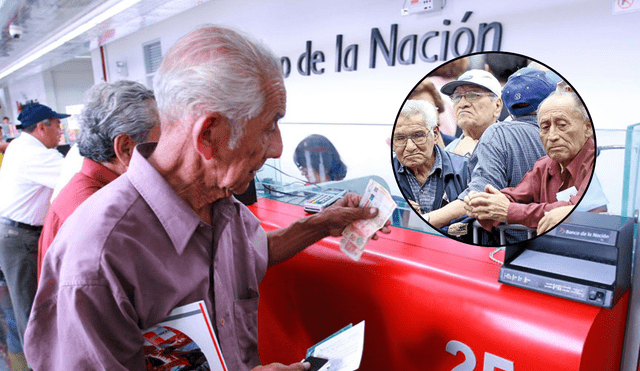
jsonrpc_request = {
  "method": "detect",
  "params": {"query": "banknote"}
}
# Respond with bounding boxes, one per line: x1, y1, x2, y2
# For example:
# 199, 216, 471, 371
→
340, 179, 396, 261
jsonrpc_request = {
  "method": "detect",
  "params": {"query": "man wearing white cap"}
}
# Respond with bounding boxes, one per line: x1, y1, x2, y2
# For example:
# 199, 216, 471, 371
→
439, 67, 555, 243
423, 70, 502, 229
441, 69, 503, 158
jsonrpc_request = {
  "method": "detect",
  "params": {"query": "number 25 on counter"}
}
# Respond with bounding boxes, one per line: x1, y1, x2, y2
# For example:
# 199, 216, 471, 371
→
446, 340, 514, 371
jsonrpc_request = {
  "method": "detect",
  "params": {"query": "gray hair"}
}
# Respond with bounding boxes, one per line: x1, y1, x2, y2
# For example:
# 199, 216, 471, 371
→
22, 118, 52, 134
77, 80, 158, 163
399, 99, 439, 132
539, 91, 591, 125
154, 25, 283, 148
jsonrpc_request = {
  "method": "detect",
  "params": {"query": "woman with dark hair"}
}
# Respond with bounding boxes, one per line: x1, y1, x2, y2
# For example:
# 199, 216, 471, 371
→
294, 134, 347, 184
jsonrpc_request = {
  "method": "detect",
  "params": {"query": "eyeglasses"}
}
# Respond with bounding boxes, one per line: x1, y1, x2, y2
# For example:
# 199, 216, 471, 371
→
451, 91, 495, 104
393, 131, 429, 146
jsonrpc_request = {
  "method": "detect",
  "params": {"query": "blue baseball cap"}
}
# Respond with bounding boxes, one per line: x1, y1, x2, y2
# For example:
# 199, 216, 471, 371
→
17, 103, 70, 129
501, 68, 556, 117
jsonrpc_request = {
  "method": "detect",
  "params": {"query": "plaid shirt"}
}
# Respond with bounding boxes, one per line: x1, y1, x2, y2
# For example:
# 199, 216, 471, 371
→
402, 147, 443, 213
459, 115, 546, 199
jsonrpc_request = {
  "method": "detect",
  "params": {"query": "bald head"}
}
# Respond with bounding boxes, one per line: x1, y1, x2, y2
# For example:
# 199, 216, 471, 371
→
538, 92, 593, 169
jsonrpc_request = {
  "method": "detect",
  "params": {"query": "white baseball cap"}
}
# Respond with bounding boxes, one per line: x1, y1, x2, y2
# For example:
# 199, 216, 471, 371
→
440, 69, 502, 97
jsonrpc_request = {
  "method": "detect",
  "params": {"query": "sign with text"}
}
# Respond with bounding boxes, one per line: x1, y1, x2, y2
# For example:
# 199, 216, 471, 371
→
280, 11, 503, 78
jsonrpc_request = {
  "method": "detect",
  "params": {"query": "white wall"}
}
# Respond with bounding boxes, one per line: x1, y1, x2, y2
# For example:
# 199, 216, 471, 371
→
95, 0, 639, 212
48, 59, 94, 112
6, 73, 48, 115
100, 0, 640, 128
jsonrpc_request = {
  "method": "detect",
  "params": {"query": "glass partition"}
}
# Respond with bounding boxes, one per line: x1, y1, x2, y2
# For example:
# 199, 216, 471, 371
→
255, 123, 638, 235
255, 122, 439, 234
622, 123, 640, 219
593, 128, 628, 216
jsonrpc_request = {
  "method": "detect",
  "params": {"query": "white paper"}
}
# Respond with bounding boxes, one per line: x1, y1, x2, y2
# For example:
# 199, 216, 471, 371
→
556, 186, 577, 202
310, 321, 365, 371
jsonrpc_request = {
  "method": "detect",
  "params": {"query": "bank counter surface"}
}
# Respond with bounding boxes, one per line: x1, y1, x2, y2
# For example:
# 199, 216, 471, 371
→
251, 177, 628, 371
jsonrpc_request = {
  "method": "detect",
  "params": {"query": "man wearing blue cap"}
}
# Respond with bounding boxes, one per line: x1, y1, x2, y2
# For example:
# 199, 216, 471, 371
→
465, 91, 596, 235
458, 68, 554, 202
0, 102, 68, 350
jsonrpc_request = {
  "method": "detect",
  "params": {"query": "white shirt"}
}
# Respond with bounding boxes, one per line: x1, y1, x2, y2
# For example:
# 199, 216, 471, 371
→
0, 132, 63, 226
51, 143, 83, 202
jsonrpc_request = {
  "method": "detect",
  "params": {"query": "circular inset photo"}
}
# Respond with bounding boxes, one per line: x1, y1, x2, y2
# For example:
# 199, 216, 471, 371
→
390, 51, 599, 246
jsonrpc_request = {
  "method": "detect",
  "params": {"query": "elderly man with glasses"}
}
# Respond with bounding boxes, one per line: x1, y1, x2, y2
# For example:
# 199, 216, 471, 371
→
443, 69, 503, 158
393, 100, 469, 214
424, 69, 503, 228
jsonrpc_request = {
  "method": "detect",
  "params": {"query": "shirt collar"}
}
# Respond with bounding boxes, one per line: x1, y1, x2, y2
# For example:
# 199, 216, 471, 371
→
548, 137, 595, 178
126, 142, 203, 255
513, 114, 538, 126
20, 132, 47, 149
436, 146, 455, 177
80, 158, 119, 187
430, 145, 443, 177
395, 147, 442, 177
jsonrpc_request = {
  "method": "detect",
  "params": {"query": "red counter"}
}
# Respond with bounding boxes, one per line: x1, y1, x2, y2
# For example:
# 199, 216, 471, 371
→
250, 198, 628, 371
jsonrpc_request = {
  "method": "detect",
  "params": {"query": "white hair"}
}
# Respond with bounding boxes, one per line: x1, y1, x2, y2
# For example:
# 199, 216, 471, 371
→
399, 99, 439, 133
154, 25, 283, 148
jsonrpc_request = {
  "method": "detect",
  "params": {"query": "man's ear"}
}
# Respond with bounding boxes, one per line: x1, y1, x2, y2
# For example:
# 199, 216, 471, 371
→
432, 125, 440, 141
494, 98, 504, 119
113, 133, 137, 168
36, 121, 47, 133
584, 121, 594, 139
193, 112, 228, 160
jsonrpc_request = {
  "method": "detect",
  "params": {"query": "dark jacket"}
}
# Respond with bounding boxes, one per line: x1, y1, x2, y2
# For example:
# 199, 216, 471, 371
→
393, 146, 470, 212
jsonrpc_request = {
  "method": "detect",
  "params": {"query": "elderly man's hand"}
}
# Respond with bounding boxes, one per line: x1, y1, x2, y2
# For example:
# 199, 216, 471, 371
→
319, 193, 392, 239
252, 361, 310, 371
537, 205, 574, 235
464, 184, 510, 223
408, 200, 421, 214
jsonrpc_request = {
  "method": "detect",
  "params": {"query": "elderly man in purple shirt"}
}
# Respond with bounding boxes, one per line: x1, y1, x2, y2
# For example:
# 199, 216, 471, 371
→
24, 26, 390, 371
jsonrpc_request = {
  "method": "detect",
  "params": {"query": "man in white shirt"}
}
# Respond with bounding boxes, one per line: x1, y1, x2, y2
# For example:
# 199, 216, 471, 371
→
0, 103, 68, 349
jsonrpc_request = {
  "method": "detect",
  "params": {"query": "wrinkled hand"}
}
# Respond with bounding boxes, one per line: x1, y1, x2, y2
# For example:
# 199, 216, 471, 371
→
463, 184, 510, 223
319, 193, 392, 239
252, 361, 310, 371
537, 205, 574, 235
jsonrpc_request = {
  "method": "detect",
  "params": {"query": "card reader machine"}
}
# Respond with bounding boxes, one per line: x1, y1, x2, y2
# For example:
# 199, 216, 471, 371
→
499, 211, 633, 308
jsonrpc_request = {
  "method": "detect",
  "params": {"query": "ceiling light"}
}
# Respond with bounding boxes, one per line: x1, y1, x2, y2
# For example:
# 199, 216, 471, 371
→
0, 0, 142, 81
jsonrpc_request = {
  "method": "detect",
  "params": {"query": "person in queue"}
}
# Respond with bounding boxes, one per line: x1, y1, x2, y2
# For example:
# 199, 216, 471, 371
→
484, 53, 529, 121
25, 25, 391, 371
294, 134, 347, 184
393, 100, 469, 214
0, 103, 68, 356
36, 80, 161, 281
422, 70, 502, 228
442, 69, 503, 158
463, 91, 595, 233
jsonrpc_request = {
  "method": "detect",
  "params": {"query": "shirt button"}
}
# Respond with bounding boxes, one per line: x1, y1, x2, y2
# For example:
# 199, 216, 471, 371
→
220, 318, 225, 326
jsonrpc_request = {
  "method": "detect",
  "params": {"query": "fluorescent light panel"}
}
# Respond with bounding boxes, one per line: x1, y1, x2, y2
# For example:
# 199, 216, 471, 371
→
0, 0, 142, 80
